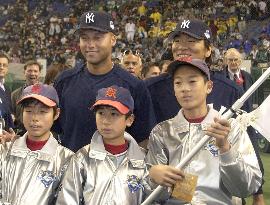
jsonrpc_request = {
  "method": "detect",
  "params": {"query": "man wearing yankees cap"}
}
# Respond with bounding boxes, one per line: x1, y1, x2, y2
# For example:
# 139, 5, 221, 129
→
53, 11, 156, 152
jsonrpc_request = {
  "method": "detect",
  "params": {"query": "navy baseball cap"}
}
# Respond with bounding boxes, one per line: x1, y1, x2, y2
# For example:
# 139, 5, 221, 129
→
168, 19, 212, 42
17, 84, 59, 107
91, 85, 134, 114
168, 57, 210, 80
76, 11, 115, 34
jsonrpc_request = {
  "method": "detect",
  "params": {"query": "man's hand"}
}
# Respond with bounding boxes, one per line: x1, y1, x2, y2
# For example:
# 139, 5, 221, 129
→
0, 128, 17, 144
206, 117, 231, 153
149, 165, 185, 187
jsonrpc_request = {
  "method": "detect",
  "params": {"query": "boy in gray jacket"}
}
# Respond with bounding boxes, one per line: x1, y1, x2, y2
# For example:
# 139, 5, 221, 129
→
0, 84, 73, 205
56, 85, 148, 205
146, 58, 262, 205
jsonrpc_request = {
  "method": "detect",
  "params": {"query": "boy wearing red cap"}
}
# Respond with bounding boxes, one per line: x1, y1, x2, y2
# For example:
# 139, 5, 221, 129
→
146, 58, 262, 205
0, 84, 73, 205
56, 85, 148, 205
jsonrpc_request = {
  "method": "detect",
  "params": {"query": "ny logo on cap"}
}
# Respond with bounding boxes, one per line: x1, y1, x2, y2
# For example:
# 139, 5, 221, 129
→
181, 20, 190, 29
105, 87, 117, 99
204, 30, 210, 39
85, 13, 95, 24
110, 21, 114, 30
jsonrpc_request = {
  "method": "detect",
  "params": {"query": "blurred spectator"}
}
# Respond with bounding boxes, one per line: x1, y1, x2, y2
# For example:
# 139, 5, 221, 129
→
44, 62, 70, 85
141, 62, 161, 79
11, 60, 41, 135
120, 49, 143, 78
125, 18, 136, 43
256, 40, 270, 68
0, 52, 14, 130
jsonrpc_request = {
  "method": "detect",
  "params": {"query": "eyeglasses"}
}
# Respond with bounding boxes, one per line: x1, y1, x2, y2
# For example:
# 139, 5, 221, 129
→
122, 49, 141, 57
227, 58, 240, 62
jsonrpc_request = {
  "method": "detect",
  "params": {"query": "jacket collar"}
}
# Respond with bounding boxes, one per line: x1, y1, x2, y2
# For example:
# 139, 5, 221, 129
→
89, 131, 145, 168
10, 133, 59, 162
171, 105, 220, 133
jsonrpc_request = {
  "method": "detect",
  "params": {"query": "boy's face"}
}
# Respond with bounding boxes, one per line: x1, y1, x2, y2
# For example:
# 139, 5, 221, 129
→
23, 101, 60, 141
173, 65, 212, 112
95, 106, 134, 145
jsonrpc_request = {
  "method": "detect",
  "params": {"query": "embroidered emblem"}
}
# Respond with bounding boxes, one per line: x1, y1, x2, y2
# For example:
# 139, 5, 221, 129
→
181, 20, 190, 29
31, 84, 41, 94
85, 12, 95, 23
127, 175, 144, 193
38, 170, 57, 188
204, 139, 219, 157
105, 87, 117, 99
204, 30, 210, 39
110, 21, 114, 30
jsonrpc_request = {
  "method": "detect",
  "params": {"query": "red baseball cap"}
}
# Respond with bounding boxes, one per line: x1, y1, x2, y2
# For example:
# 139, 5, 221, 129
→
91, 85, 134, 114
17, 84, 59, 107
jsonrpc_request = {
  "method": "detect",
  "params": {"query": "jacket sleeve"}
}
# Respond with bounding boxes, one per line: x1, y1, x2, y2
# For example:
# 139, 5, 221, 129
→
56, 155, 85, 205
219, 119, 262, 197
144, 125, 171, 202
127, 81, 156, 143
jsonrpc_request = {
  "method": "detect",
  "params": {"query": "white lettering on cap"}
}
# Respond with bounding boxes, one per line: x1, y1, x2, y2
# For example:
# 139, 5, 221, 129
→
181, 20, 190, 29
204, 30, 210, 39
110, 21, 114, 30
85, 13, 95, 23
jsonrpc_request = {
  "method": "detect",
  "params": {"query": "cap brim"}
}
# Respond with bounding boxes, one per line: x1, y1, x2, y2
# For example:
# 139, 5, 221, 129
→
168, 61, 192, 75
91, 100, 129, 114
167, 30, 205, 42
17, 94, 56, 107
168, 60, 210, 79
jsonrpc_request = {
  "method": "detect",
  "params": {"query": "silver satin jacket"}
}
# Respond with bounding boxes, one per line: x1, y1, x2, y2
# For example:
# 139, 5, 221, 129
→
0, 133, 74, 205
56, 131, 149, 205
146, 106, 262, 205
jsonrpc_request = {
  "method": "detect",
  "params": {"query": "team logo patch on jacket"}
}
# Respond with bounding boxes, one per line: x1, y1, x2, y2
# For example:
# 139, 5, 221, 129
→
127, 175, 144, 193
38, 170, 58, 188
204, 139, 219, 157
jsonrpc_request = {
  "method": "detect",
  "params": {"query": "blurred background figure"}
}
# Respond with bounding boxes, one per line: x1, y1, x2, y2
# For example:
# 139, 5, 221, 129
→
0, 52, 13, 131
120, 49, 143, 79
11, 60, 41, 135
141, 62, 161, 79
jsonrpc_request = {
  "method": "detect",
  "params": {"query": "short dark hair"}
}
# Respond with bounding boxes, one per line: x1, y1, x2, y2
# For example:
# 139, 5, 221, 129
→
20, 98, 58, 117
141, 62, 160, 78
0, 52, 10, 63
24, 60, 42, 71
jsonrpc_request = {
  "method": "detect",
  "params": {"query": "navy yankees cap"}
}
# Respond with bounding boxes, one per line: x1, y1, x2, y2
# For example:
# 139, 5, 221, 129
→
168, 57, 210, 80
76, 11, 115, 33
17, 84, 59, 107
91, 85, 134, 114
168, 19, 212, 42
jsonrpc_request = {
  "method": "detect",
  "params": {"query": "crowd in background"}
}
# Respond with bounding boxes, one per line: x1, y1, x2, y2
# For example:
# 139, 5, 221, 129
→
0, 0, 270, 72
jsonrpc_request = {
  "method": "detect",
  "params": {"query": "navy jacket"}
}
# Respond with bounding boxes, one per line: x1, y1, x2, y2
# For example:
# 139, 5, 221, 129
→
145, 71, 244, 124
0, 87, 14, 130
222, 68, 254, 112
54, 63, 156, 151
